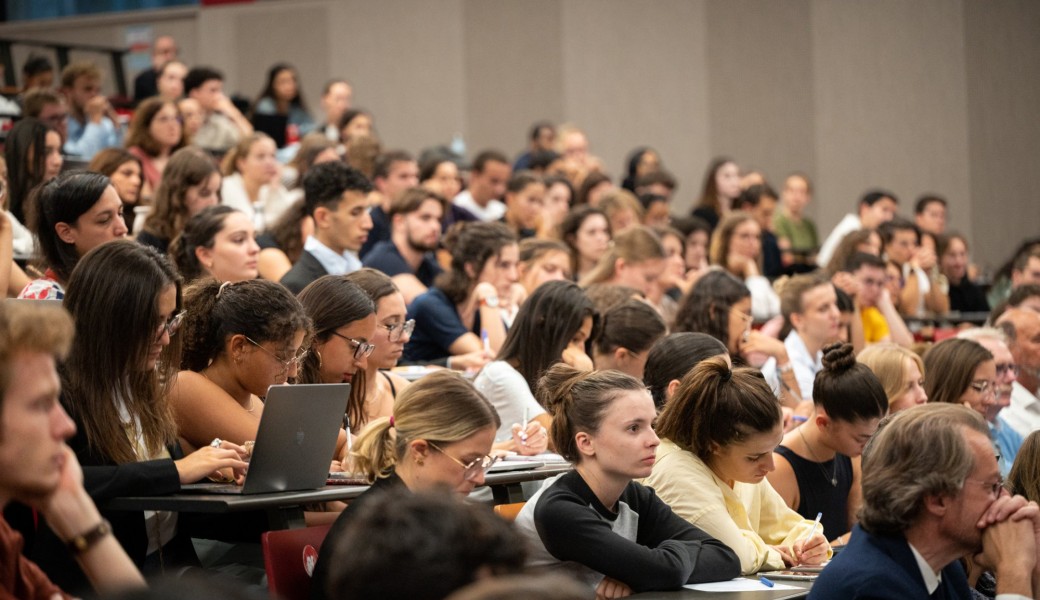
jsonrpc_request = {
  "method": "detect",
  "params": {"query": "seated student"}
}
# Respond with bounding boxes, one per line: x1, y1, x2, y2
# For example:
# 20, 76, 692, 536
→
20, 171, 128, 300
598, 188, 643, 235
345, 269, 414, 424
516, 238, 573, 298
404, 222, 516, 370
184, 66, 253, 154
295, 276, 377, 436
770, 343, 888, 544
250, 63, 316, 139
169, 205, 260, 284
124, 97, 186, 201
688, 157, 741, 231
280, 161, 373, 294
474, 280, 594, 454
561, 205, 612, 283
709, 211, 781, 320
939, 232, 989, 313
5, 117, 63, 249
220, 133, 293, 233
1008, 430, 1040, 503
542, 174, 575, 233
648, 226, 698, 322
817, 189, 898, 268
514, 364, 740, 595
779, 272, 842, 401
857, 343, 928, 413
362, 187, 446, 305
33, 241, 249, 593
501, 171, 546, 240
773, 173, 819, 271
673, 270, 803, 409
958, 328, 1024, 478
834, 252, 914, 348
590, 298, 666, 380
310, 370, 501, 600
736, 184, 783, 279
822, 228, 882, 276
138, 146, 222, 254
639, 193, 671, 228
60, 61, 123, 159
879, 218, 948, 317
323, 488, 524, 600
170, 278, 316, 453
644, 332, 729, 410
87, 148, 144, 234
359, 150, 420, 258
578, 225, 665, 298
646, 358, 829, 574
0, 301, 146, 598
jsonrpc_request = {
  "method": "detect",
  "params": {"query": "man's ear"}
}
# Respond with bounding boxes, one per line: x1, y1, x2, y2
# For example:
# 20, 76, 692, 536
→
313, 205, 330, 230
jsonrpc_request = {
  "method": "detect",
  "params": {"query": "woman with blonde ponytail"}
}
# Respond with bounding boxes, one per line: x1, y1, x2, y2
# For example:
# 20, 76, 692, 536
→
513, 364, 740, 597
645, 357, 829, 575
310, 370, 501, 600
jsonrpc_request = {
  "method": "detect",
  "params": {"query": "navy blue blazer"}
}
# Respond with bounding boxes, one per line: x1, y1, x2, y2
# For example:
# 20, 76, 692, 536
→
809, 524, 970, 600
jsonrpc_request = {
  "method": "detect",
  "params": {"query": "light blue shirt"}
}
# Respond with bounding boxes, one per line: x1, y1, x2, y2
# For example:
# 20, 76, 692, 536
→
64, 115, 123, 159
990, 416, 1023, 477
303, 235, 361, 276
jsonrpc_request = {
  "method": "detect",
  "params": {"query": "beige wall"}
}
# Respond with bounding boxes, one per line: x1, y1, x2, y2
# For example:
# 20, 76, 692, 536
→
1, 0, 1036, 270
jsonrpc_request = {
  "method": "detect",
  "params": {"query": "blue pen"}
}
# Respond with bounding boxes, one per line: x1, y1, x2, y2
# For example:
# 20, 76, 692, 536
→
792, 415, 808, 423
759, 576, 775, 588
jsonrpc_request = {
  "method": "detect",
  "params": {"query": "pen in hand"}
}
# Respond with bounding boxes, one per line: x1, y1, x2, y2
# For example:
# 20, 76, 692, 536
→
520, 407, 529, 445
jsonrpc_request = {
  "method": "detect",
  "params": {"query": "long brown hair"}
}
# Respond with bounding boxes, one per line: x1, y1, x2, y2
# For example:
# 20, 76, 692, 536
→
125, 97, 185, 157
61, 241, 182, 464
142, 146, 219, 241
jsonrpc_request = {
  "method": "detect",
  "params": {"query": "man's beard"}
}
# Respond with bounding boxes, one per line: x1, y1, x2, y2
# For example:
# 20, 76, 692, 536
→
407, 233, 437, 253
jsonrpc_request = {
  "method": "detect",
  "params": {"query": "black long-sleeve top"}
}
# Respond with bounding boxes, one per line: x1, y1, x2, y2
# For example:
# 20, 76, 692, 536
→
515, 471, 740, 593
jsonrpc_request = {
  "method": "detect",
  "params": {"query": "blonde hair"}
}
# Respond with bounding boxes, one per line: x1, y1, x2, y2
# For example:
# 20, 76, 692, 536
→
221, 132, 274, 176
858, 343, 925, 409
0, 302, 72, 405
598, 188, 644, 222
351, 370, 500, 482
578, 225, 664, 287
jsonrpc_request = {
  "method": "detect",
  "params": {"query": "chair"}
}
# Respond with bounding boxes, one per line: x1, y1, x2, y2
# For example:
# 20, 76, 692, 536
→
493, 502, 525, 522
261, 524, 332, 600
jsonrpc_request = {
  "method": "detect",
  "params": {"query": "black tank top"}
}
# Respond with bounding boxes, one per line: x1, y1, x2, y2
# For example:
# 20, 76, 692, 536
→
774, 444, 853, 539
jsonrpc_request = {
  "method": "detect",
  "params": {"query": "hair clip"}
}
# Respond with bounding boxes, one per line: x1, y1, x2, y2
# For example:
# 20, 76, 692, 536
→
388, 415, 395, 428
721, 369, 733, 382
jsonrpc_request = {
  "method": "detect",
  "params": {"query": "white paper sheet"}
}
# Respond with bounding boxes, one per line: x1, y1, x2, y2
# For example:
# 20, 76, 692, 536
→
684, 577, 801, 592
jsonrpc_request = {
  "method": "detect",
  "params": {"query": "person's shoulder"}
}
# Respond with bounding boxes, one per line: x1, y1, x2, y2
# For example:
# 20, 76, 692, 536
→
410, 287, 450, 311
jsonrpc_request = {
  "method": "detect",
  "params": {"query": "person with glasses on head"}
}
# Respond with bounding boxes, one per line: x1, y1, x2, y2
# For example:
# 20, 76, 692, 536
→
344, 269, 414, 429
170, 278, 320, 456
513, 364, 739, 597
310, 369, 501, 600
296, 275, 379, 442
27, 241, 251, 593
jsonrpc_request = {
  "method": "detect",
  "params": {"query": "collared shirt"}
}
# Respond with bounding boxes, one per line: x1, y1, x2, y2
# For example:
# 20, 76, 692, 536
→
1002, 380, 1040, 439
784, 329, 822, 401
907, 542, 941, 595
304, 235, 361, 276
64, 115, 123, 159
991, 416, 1024, 476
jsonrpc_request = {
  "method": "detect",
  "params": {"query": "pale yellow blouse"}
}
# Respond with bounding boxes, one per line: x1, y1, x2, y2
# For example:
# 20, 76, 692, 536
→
644, 439, 824, 574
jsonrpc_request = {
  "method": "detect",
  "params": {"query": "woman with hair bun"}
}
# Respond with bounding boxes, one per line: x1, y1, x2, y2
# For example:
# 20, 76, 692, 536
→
770, 343, 888, 544
310, 370, 501, 600
645, 358, 829, 575
513, 364, 740, 597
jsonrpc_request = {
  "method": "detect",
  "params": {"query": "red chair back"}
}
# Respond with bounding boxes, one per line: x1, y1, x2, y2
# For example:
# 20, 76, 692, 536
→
261, 524, 332, 600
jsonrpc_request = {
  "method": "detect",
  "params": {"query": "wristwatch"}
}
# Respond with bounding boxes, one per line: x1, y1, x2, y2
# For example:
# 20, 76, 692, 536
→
479, 295, 500, 308
67, 519, 111, 555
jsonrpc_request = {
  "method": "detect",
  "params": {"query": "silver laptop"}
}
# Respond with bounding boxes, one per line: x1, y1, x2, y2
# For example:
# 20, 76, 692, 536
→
183, 383, 349, 495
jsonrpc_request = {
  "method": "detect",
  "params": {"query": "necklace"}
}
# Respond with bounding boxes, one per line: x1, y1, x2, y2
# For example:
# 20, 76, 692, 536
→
797, 425, 838, 487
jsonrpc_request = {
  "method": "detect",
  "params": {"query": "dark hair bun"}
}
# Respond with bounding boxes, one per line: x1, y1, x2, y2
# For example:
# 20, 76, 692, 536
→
536, 363, 585, 416
821, 342, 856, 373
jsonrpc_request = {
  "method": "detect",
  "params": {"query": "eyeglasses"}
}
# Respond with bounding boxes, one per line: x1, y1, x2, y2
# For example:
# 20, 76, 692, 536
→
996, 363, 1021, 378
427, 441, 500, 480
380, 319, 415, 343
244, 336, 309, 373
965, 476, 1004, 498
329, 331, 376, 360
969, 380, 998, 396
730, 306, 754, 326
156, 311, 185, 339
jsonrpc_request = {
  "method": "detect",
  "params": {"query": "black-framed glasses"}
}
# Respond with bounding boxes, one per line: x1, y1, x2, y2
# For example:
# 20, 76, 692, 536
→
157, 311, 185, 339
996, 363, 1021, 378
380, 319, 415, 343
427, 441, 500, 480
969, 380, 997, 396
329, 331, 376, 360
965, 476, 1004, 498
244, 336, 309, 373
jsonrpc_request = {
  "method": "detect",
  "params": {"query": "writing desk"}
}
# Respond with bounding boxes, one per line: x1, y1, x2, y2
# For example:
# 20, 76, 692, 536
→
629, 579, 811, 599
103, 465, 573, 528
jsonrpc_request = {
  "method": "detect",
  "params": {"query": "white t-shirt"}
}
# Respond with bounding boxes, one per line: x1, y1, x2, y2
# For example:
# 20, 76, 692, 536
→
454, 189, 506, 222
473, 360, 546, 441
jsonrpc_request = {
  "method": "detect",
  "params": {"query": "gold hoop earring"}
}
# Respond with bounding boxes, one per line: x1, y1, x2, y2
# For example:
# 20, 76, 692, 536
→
315, 349, 322, 368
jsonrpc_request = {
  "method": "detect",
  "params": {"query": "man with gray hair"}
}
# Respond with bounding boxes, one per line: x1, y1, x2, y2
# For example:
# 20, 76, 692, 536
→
810, 404, 1039, 599
958, 327, 1024, 476
996, 308, 1040, 438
